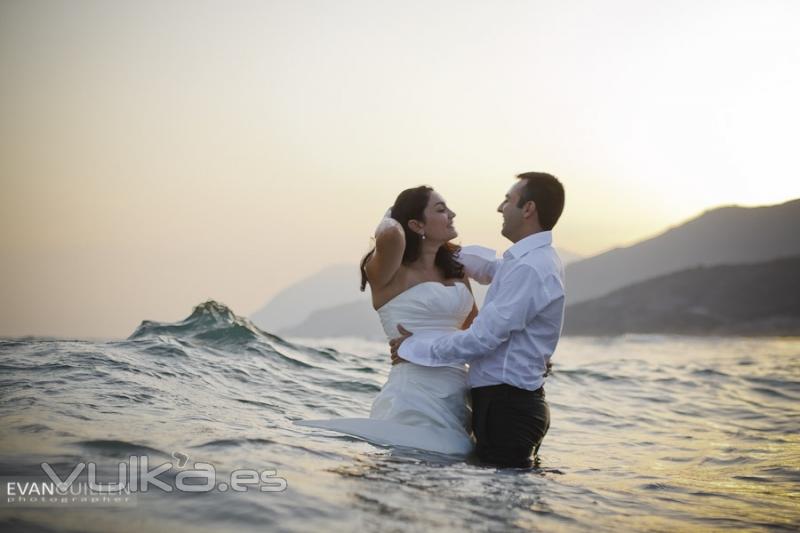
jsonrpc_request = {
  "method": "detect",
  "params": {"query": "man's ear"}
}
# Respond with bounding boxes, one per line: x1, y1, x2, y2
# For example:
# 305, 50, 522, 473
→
522, 200, 537, 220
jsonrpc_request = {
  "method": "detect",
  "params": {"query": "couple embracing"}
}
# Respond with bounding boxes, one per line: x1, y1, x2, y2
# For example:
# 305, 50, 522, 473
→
298, 172, 566, 469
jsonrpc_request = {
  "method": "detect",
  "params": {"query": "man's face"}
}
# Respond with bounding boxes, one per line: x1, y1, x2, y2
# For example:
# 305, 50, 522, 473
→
497, 180, 525, 242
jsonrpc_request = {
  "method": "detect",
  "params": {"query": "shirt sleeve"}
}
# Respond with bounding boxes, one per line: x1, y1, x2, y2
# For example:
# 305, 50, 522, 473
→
458, 245, 502, 285
398, 263, 559, 366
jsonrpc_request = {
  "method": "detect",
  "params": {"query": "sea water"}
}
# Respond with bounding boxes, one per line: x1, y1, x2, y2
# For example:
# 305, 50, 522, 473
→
1, 301, 797, 532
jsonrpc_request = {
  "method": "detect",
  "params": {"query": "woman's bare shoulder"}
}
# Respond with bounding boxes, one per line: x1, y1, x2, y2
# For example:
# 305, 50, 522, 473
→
369, 267, 411, 310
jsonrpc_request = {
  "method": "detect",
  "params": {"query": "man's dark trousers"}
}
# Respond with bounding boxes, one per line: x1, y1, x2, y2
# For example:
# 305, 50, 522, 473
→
471, 383, 550, 468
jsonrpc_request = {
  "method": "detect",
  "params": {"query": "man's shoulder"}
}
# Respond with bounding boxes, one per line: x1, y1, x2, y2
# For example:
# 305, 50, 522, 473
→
517, 246, 563, 276
504, 249, 564, 301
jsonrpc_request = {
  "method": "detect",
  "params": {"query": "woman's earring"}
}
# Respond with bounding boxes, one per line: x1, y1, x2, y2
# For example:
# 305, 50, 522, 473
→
421, 232, 426, 240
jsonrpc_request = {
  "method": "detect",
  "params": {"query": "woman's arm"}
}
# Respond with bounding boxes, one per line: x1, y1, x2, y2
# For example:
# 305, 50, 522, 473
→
461, 277, 479, 329
364, 211, 405, 290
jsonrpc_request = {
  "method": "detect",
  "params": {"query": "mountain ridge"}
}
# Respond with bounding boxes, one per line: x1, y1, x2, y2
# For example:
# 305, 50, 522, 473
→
565, 199, 800, 304
563, 256, 800, 336
256, 198, 800, 339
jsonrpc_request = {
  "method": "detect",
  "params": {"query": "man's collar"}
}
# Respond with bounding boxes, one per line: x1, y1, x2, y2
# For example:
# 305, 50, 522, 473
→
503, 231, 552, 259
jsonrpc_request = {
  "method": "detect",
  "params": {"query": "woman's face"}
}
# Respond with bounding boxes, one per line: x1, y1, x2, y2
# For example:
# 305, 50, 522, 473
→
416, 190, 457, 242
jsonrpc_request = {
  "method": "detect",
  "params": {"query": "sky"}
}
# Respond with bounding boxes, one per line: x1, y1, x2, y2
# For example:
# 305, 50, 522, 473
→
1, 0, 799, 339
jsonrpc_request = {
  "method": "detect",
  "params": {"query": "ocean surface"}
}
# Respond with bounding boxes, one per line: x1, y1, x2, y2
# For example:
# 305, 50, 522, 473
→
1, 300, 798, 532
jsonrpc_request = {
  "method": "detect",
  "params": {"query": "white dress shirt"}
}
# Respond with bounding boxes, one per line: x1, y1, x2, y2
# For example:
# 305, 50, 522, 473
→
397, 231, 566, 391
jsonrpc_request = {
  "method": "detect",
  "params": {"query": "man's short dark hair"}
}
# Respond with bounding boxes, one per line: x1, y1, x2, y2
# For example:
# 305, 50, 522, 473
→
516, 172, 565, 230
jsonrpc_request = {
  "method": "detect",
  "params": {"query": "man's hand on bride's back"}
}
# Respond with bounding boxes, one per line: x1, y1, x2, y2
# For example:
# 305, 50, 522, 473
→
389, 324, 412, 365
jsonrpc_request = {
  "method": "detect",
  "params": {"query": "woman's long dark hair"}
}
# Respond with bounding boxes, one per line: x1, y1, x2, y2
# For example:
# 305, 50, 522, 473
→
360, 186, 464, 291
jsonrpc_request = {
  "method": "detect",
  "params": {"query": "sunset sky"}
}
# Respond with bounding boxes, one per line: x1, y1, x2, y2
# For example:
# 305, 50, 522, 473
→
2, 0, 799, 338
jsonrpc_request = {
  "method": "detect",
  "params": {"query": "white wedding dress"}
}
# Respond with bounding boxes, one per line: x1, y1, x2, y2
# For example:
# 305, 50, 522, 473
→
296, 281, 476, 456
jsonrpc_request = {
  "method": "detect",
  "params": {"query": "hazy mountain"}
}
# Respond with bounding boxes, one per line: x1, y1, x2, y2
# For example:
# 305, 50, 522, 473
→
280, 300, 386, 340
563, 256, 800, 336
251, 248, 579, 335
274, 200, 800, 340
249, 264, 365, 332
565, 199, 800, 305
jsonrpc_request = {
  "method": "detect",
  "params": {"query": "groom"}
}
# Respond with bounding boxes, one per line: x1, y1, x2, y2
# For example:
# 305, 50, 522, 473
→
389, 172, 566, 468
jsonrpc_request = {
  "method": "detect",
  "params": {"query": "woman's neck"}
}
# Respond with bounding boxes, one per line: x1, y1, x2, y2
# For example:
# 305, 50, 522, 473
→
410, 241, 440, 273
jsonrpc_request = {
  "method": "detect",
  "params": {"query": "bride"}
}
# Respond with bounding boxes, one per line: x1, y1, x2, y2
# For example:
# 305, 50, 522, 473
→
296, 185, 478, 456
